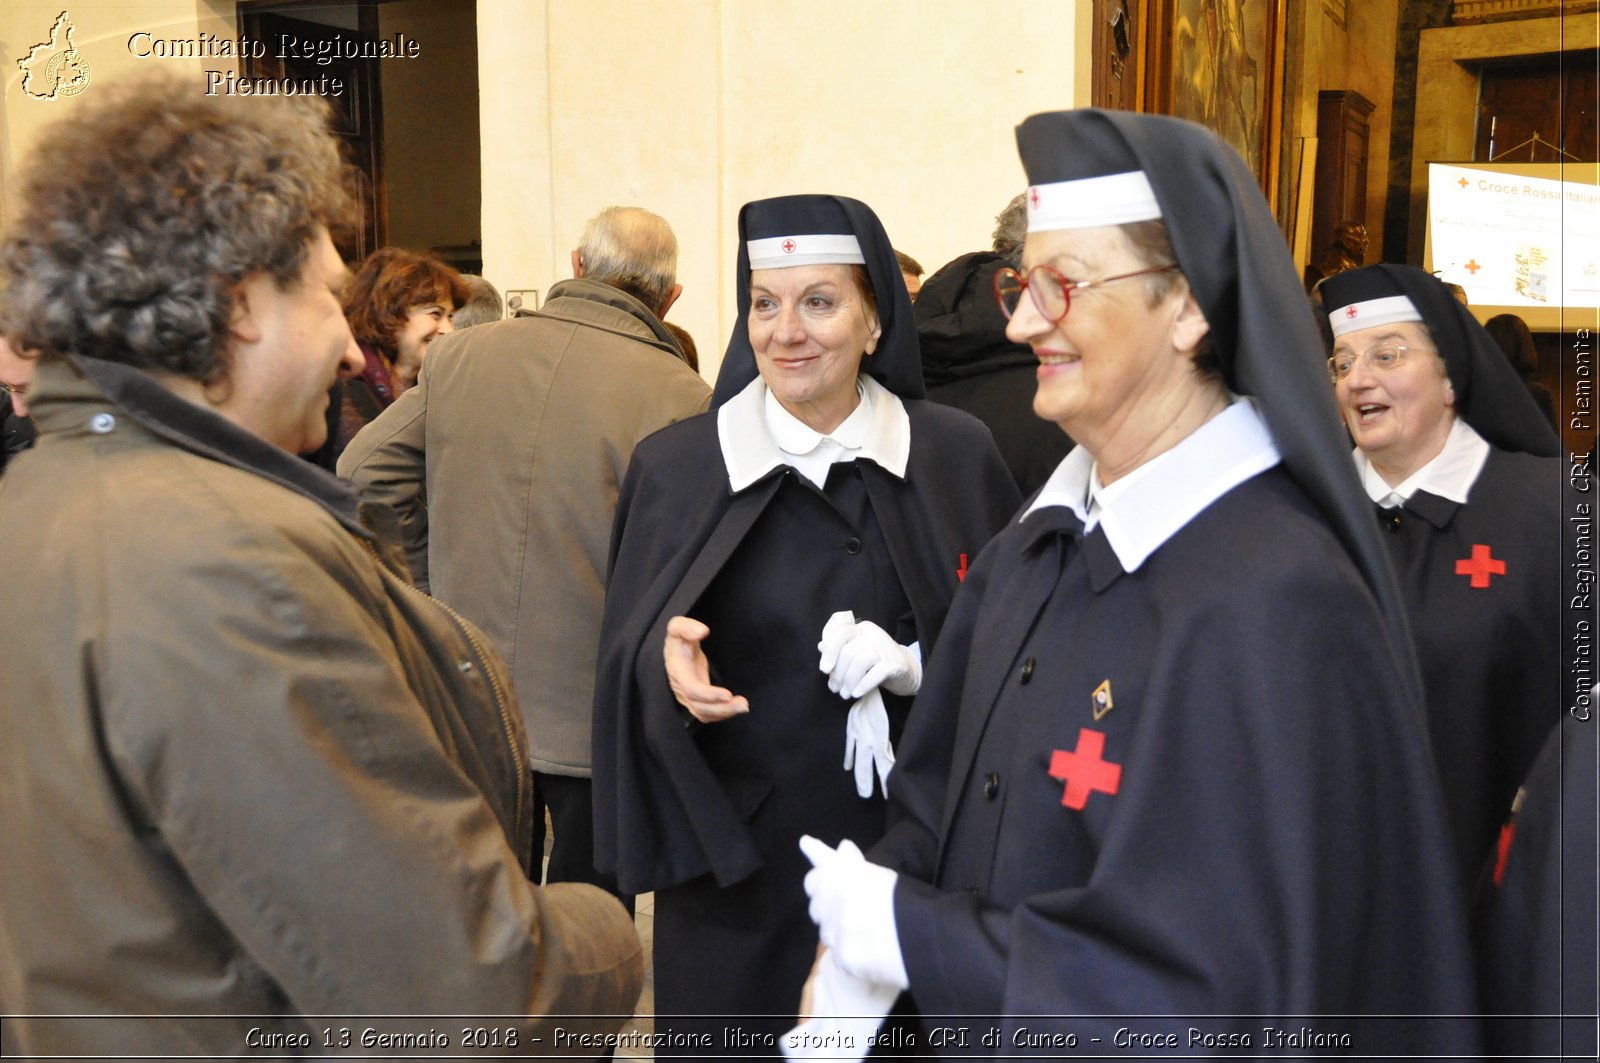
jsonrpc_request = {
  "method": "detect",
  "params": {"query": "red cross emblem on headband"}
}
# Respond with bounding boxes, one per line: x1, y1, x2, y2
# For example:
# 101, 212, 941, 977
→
1345, 305, 1359, 319
782, 239, 796, 254
1456, 544, 1506, 588
1029, 187, 1041, 208
1048, 728, 1122, 810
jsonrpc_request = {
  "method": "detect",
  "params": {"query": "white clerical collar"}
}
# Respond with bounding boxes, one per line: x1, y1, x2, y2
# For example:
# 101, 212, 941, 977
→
765, 379, 873, 455
1355, 417, 1489, 509
1024, 398, 1282, 573
718, 374, 911, 491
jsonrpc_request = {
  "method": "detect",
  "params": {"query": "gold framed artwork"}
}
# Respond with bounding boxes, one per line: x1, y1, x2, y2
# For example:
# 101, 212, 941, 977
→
1144, 0, 1288, 210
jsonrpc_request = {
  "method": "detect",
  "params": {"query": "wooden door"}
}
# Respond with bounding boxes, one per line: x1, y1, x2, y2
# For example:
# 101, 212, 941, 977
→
237, 5, 388, 261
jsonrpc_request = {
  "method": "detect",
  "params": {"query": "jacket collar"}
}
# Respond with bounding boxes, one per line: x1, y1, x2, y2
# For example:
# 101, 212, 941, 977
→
531, 278, 682, 357
717, 373, 911, 492
1023, 397, 1281, 574
36, 355, 369, 538
1354, 416, 1489, 510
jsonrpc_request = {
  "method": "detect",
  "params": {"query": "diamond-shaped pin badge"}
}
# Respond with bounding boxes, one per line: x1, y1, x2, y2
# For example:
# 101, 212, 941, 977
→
1091, 679, 1113, 721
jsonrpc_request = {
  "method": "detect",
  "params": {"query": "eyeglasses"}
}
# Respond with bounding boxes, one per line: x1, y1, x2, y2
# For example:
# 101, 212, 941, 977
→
0, 381, 26, 398
993, 263, 1179, 323
1327, 344, 1429, 383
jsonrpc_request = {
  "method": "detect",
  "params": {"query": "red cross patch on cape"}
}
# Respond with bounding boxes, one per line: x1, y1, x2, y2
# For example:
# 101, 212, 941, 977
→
1049, 728, 1122, 810
1455, 543, 1506, 588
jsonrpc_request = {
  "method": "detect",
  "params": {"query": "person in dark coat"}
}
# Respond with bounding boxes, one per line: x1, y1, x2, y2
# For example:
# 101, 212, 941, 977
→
592, 194, 1018, 1053
0, 391, 34, 473
796, 110, 1480, 1058
0, 336, 36, 474
1321, 265, 1564, 890
1475, 714, 1598, 1059
1482, 311, 1558, 428
916, 195, 1074, 498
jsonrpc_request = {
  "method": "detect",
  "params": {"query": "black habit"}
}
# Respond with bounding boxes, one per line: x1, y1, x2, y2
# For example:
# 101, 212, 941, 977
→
591, 194, 1020, 1049
858, 110, 1480, 1058
1321, 264, 1566, 887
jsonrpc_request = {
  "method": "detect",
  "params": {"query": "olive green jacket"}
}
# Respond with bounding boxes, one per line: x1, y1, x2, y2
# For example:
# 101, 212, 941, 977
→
0, 357, 641, 1057
339, 280, 711, 777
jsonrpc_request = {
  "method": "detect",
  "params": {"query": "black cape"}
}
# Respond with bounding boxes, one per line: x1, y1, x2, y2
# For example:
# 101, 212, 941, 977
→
592, 400, 1019, 895
1476, 716, 1599, 1058
1324, 264, 1567, 886
1378, 448, 1566, 887
873, 468, 1482, 1053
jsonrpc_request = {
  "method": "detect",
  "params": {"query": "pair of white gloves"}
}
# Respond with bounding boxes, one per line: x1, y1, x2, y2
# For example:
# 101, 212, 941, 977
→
782, 614, 917, 1059
783, 835, 908, 1060
816, 611, 921, 800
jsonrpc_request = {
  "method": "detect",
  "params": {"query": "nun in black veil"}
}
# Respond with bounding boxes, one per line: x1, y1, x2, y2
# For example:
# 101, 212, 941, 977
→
591, 194, 1018, 1048
1320, 264, 1563, 892
798, 112, 1481, 1057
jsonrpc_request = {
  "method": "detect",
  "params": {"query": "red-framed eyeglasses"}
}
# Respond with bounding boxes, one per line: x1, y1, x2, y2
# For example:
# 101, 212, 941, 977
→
993, 263, 1178, 323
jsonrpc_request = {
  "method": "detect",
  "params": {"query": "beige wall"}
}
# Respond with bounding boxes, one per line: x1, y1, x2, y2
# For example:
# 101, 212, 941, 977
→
4, 0, 1086, 383
2, 2, 237, 232
477, 0, 1086, 382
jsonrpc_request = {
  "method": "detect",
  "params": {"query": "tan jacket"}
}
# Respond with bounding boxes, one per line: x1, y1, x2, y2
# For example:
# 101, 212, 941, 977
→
0, 357, 641, 1057
339, 280, 711, 775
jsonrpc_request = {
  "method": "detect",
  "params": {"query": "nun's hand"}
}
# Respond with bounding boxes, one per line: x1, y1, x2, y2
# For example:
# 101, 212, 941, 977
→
664, 615, 749, 723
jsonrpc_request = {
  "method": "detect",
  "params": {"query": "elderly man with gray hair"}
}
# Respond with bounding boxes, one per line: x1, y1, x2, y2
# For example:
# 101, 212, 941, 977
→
341, 205, 709, 906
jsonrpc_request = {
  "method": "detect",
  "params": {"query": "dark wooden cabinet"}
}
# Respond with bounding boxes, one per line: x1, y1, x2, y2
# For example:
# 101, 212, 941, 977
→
1311, 89, 1376, 273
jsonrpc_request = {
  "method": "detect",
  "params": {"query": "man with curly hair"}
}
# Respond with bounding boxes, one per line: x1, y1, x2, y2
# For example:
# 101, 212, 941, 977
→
0, 76, 642, 1056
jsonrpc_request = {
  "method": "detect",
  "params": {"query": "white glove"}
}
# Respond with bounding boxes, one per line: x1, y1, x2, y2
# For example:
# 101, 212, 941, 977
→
817, 611, 922, 698
799, 835, 908, 990
781, 950, 898, 1061
843, 688, 894, 798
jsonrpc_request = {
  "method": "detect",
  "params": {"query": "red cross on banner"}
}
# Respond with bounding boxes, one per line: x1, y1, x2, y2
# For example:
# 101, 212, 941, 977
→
1464, 259, 1481, 274
782, 239, 796, 254
1455, 544, 1506, 588
1048, 728, 1121, 810
1458, 177, 1469, 189
1029, 187, 1040, 208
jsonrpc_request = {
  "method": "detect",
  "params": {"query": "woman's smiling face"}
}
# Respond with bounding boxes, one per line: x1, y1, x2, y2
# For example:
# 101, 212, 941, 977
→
747, 264, 880, 433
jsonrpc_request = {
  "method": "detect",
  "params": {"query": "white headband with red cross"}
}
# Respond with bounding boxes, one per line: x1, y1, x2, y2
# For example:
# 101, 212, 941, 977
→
747, 234, 865, 270
1327, 295, 1422, 338
1025, 171, 1163, 232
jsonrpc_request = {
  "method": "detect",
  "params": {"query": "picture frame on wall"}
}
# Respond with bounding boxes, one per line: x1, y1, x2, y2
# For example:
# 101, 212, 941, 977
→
1144, 0, 1287, 210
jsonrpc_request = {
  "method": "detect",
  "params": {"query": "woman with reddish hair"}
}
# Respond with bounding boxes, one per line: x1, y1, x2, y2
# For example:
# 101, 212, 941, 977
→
319, 247, 466, 466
